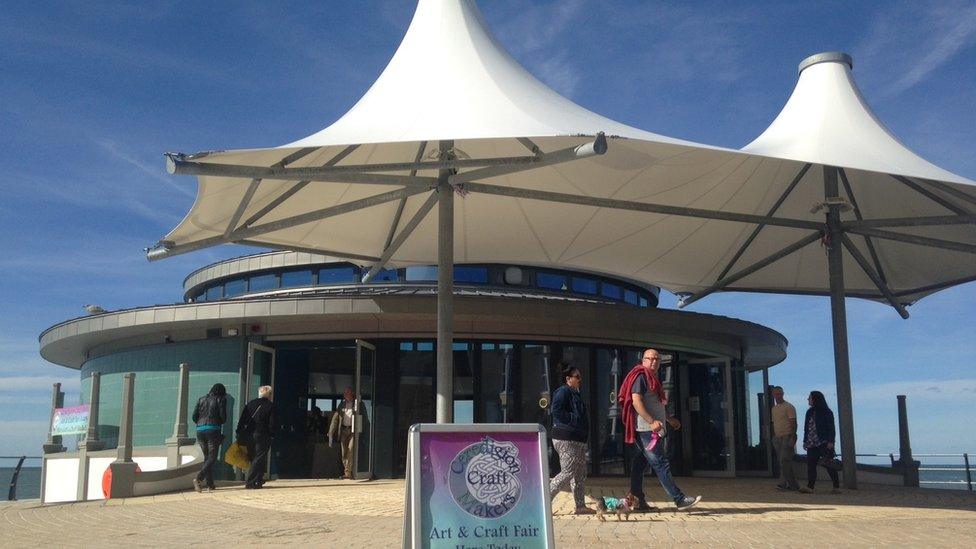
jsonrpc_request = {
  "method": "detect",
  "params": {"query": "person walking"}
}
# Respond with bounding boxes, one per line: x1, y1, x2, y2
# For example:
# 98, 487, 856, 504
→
328, 386, 360, 480
191, 383, 227, 492
548, 362, 595, 515
620, 348, 701, 510
770, 386, 800, 491
237, 385, 275, 489
799, 390, 841, 494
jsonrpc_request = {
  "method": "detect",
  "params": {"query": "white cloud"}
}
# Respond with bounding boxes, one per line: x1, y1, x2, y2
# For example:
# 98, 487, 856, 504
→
95, 139, 195, 198
856, 0, 976, 97
491, 0, 586, 97
0, 375, 81, 393
854, 378, 976, 404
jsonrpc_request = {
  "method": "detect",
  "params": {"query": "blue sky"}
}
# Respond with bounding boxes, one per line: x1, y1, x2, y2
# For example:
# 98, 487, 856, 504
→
1, 0, 975, 459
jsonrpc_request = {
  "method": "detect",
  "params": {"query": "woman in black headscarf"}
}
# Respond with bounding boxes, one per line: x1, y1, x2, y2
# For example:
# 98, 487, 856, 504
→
799, 390, 841, 494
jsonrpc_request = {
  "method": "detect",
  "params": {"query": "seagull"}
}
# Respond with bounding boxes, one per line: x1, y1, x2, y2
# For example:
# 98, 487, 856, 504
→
84, 304, 107, 315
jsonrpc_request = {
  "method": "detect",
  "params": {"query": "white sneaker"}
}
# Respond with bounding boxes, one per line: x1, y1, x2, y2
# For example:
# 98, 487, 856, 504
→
676, 495, 701, 510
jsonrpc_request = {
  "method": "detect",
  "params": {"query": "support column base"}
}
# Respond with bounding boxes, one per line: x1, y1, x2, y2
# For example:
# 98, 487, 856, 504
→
78, 440, 105, 452
108, 461, 140, 499
42, 443, 66, 454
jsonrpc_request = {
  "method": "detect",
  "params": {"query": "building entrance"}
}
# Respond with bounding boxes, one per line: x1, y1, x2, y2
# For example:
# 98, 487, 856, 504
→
271, 340, 376, 479
683, 358, 735, 477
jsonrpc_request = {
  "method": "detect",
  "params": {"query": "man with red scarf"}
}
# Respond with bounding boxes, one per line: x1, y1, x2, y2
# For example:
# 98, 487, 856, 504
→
619, 348, 701, 510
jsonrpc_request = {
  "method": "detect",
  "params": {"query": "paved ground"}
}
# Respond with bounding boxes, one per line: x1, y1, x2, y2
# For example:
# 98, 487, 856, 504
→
2, 477, 975, 547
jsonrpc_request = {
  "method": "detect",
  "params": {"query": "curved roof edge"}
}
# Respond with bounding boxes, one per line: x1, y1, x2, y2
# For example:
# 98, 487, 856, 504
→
40, 295, 786, 372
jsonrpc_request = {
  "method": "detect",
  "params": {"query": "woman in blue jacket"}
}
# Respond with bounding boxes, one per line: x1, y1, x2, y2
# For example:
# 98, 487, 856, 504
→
548, 361, 594, 514
800, 390, 841, 494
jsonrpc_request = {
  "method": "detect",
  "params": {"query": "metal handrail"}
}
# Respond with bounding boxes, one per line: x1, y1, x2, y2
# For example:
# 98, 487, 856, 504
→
855, 452, 972, 491
3, 455, 41, 501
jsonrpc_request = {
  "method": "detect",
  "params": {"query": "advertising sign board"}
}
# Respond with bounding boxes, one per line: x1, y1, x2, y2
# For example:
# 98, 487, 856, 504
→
403, 423, 554, 549
51, 404, 90, 436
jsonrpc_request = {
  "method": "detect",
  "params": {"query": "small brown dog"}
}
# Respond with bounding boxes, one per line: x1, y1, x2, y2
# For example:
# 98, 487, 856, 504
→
594, 493, 638, 522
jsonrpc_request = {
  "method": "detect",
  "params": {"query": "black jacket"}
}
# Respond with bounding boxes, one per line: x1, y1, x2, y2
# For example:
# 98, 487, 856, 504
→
803, 406, 836, 447
237, 397, 275, 440
192, 394, 227, 427
550, 385, 588, 443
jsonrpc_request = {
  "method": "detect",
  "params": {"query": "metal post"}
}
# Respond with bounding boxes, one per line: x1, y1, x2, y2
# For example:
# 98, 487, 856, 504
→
896, 395, 918, 487
108, 373, 139, 498
76, 372, 103, 501
117, 373, 135, 462
42, 383, 65, 454
825, 165, 858, 489
7, 456, 26, 501
436, 140, 455, 424
964, 453, 972, 491
166, 363, 195, 467
79, 372, 103, 451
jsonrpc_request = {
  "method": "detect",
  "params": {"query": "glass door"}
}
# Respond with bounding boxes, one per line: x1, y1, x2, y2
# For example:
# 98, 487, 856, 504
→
354, 339, 375, 479
246, 343, 276, 401
685, 358, 735, 477
245, 343, 275, 476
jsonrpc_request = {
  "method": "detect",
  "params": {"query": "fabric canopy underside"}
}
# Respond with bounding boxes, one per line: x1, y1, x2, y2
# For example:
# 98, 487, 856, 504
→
156, 0, 976, 307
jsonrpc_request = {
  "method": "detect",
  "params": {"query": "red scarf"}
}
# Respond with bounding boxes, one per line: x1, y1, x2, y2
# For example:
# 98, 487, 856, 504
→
617, 364, 666, 444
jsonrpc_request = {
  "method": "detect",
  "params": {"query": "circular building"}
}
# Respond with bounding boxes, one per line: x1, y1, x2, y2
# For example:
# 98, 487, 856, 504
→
40, 250, 786, 480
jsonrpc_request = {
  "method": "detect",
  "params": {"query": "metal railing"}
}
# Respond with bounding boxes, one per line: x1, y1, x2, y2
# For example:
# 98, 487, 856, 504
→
2, 456, 41, 501
857, 452, 973, 491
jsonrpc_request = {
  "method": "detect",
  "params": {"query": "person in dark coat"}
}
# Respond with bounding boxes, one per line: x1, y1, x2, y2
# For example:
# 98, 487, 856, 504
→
236, 385, 275, 489
800, 390, 841, 493
191, 383, 227, 492
548, 362, 595, 514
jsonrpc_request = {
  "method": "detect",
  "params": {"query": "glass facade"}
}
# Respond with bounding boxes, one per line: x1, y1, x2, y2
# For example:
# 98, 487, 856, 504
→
81, 339, 242, 450
71, 334, 770, 482
189, 261, 658, 308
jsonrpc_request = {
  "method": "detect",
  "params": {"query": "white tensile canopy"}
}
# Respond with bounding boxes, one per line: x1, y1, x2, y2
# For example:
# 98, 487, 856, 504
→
152, 1, 976, 487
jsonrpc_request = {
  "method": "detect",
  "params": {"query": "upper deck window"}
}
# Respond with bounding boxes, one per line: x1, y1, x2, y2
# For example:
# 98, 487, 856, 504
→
281, 269, 313, 288
537, 272, 568, 291
319, 265, 359, 285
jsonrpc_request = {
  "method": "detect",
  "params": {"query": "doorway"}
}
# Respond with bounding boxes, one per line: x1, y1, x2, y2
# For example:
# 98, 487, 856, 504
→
684, 358, 735, 477
353, 339, 375, 479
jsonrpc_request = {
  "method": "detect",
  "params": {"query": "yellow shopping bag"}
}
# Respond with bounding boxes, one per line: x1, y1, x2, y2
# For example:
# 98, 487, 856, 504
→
224, 440, 250, 469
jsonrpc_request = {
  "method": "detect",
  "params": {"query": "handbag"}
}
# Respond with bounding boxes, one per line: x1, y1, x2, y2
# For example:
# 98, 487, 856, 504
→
818, 446, 843, 471
224, 441, 250, 469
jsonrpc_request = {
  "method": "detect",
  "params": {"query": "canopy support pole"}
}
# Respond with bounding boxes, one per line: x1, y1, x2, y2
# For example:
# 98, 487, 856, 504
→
844, 227, 976, 255
890, 174, 972, 216
436, 140, 455, 424
238, 145, 360, 231
840, 234, 909, 318
384, 142, 428, 251
841, 214, 976, 229
825, 165, 858, 490
362, 191, 439, 283
716, 163, 811, 280
839, 169, 888, 285
147, 186, 424, 261
461, 182, 822, 231
678, 231, 822, 308
917, 177, 976, 207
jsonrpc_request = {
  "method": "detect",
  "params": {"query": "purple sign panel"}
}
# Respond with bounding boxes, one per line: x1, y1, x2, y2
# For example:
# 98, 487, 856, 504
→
414, 427, 552, 549
51, 404, 90, 436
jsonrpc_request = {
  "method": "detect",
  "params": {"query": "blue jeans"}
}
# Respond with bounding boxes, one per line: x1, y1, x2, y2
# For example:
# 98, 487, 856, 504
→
630, 431, 685, 504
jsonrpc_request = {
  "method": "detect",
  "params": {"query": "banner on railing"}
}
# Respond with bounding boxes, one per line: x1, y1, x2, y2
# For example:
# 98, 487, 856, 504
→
51, 405, 90, 436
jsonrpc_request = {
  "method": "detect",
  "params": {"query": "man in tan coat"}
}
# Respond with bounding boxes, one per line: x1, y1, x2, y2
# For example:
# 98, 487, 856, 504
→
771, 386, 799, 490
329, 386, 358, 479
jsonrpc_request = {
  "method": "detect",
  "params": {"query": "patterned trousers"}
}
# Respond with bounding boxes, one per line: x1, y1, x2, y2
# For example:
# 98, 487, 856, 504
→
549, 439, 587, 508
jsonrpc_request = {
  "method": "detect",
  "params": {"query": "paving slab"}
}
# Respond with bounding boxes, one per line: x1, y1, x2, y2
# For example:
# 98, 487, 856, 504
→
2, 477, 974, 547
